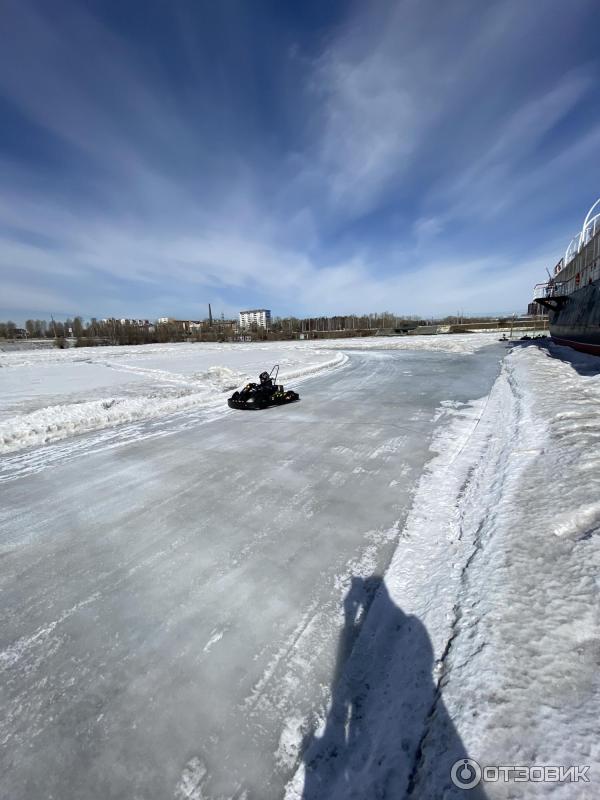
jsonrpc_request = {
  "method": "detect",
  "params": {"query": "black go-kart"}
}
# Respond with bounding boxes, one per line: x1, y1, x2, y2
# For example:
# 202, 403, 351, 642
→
228, 365, 300, 410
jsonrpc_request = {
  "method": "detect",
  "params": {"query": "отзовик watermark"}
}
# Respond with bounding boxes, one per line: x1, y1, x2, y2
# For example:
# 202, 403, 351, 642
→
451, 758, 590, 789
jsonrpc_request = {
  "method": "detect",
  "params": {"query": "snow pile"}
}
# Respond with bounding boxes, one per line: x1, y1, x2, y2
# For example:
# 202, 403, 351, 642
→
173, 756, 208, 800
0, 391, 218, 454
439, 342, 600, 799
286, 341, 600, 799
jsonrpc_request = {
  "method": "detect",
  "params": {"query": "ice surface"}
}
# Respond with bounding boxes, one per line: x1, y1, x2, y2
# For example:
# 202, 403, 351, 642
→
3, 336, 596, 800
0, 343, 502, 799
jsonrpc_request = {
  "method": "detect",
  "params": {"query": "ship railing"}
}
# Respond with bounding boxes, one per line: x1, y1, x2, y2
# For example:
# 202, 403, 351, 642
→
581, 198, 600, 248
565, 234, 581, 265
533, 281, 567, 299
564, 197, 600, 263
581, 213, 600, 247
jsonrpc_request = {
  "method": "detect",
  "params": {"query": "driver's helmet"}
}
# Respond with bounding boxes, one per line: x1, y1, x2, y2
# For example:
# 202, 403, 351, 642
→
259, 371, 270, 383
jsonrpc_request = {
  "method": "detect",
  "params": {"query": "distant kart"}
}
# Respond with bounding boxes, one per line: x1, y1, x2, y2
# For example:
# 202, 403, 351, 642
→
227, 364, 300, 410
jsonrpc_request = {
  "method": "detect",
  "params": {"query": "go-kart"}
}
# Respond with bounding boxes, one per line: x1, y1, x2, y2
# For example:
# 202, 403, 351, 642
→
227, 365, 300, 410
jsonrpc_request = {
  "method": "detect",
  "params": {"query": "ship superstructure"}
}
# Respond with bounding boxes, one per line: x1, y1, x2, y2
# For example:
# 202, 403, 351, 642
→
534, 197, 600, 354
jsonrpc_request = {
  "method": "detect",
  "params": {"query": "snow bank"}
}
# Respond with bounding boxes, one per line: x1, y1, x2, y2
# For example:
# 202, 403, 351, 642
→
286, 341, 600, 799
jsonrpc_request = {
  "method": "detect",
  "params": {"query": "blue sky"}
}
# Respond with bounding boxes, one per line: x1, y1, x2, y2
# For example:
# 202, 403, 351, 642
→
1, 0, 600, 322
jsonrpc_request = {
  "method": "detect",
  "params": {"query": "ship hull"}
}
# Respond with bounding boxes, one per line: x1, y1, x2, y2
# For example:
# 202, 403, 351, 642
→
550, 335, 600, 356
547, 279, 600, 355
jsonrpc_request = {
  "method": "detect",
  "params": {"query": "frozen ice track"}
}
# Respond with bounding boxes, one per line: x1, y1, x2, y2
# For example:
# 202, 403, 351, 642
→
0, 348, 502, 800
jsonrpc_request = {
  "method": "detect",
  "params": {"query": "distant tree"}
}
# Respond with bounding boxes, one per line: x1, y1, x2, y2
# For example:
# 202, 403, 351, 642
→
72, 316, 84, 337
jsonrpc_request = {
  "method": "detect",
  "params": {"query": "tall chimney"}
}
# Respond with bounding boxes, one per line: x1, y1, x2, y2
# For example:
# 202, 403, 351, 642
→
208, 303, 213, 326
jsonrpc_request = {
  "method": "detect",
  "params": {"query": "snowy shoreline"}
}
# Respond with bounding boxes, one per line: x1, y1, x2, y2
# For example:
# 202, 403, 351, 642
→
285, 341, 600, 798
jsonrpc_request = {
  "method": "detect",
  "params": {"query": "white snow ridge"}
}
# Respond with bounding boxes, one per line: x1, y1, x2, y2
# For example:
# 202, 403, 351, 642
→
174, 757, 208, 800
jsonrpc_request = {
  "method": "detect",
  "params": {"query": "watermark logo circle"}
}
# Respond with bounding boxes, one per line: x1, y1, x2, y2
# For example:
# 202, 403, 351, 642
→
451, 758, 482, 789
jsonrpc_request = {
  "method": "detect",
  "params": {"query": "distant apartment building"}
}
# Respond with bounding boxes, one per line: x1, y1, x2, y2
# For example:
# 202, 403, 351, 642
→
156, 317, 200, 330
527, 301, 547, 317
101, 318, 151, 327
159, 318, 222, 331
239, 309, 271, 330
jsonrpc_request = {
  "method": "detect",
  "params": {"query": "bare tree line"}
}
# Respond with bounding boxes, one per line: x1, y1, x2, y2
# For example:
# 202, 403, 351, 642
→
0, 311, 509, 347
